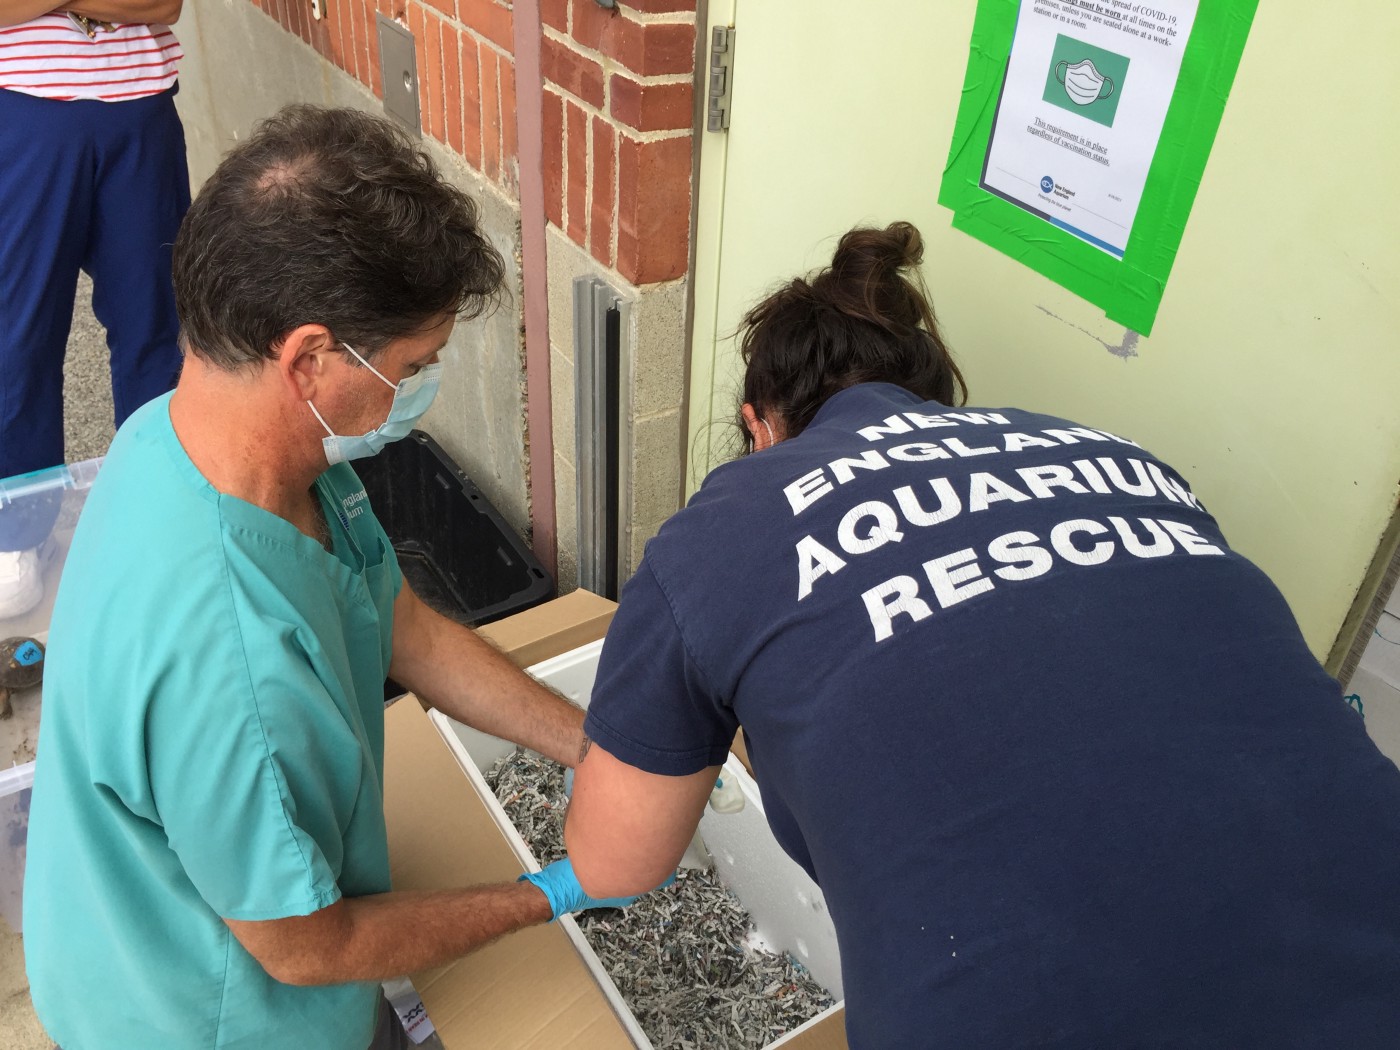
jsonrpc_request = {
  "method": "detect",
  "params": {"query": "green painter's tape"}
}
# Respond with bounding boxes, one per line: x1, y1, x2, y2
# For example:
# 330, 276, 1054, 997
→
938, 0, 1259, 336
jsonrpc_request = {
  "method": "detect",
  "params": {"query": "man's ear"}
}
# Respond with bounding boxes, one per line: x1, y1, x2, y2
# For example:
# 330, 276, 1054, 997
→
278, 325, 338, 401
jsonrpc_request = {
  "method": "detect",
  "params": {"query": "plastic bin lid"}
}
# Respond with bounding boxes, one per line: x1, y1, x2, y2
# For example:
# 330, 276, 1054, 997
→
0, 458, 102, 553
0, 458, 103, 501
0, 761, 35, 798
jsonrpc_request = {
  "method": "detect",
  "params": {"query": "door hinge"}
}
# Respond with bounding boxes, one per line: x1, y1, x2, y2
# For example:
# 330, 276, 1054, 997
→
707, 26, 734, 132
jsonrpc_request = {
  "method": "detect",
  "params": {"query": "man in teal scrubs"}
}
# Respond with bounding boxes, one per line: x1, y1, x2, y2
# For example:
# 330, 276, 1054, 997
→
23, 105, 642, 1049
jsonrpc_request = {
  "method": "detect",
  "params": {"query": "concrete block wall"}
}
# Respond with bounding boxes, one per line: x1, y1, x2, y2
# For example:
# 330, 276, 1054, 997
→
536, 1, 698, 590
546, 231, 687, 590
179, 0, 699, 585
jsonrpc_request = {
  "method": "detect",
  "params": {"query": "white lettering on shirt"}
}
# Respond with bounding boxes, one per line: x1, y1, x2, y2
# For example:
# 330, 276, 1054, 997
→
795, 536, 847, 600
861, 576, 933, 642
785, 468, 834, 515
838, 501, 904, 555
1050, 519, 1114, 566
989, 531, 1054, 581
923, 548, 995, 609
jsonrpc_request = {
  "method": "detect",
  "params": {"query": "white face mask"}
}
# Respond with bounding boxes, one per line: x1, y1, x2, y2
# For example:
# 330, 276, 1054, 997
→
1060, 59, 1113, 106
307, 342, 443, 466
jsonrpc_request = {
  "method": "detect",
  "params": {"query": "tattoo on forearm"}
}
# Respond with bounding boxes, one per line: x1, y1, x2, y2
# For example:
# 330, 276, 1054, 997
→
579, 734, 593, 765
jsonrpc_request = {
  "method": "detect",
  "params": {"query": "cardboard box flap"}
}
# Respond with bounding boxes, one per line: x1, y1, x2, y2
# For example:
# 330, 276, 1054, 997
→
414, 926, 623, 1049
385, 591, 848, 1049
384, 693, 632, 1048
476, 588, 615, 668
779, 1008, 849, 1050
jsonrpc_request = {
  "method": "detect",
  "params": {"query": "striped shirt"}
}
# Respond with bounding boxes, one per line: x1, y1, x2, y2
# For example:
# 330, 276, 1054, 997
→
0, 13, 180, 101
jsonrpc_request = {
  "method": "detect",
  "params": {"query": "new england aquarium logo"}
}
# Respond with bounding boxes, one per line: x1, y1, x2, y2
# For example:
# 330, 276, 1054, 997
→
1040, 175, 1055, 194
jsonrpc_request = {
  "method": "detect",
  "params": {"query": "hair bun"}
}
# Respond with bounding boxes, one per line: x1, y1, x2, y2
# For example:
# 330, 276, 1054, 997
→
735, 219, 965, 444
830, 221, 923, 277
817, 221, 928, 331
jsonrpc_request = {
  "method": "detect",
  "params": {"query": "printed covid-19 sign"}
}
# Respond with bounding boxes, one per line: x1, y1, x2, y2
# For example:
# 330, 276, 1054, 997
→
938, 0, 1258, 334
984, 0, 1199, 259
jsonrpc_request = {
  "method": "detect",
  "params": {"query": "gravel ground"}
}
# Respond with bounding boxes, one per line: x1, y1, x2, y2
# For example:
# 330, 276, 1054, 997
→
62, 272, 119, 465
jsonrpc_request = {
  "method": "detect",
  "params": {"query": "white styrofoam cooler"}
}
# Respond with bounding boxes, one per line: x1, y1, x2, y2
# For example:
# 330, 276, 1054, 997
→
1352, 574, 1400, 766
1347, 665, 1400, 767
432, 639, 845, 1049
1357, 613, 1400, 693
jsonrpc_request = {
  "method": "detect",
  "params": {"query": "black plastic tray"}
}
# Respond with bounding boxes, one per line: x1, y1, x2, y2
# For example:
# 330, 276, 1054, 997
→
353, 431, 554, 698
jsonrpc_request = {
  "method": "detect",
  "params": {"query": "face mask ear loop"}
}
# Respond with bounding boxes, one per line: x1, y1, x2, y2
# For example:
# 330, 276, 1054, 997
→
306, 398, 336, 437
340, 341, 396, 389
761, 418, 776, 450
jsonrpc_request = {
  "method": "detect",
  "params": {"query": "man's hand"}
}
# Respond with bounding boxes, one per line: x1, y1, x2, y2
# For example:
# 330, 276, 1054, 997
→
518, 857, 673, 922
389, 583, 586, 768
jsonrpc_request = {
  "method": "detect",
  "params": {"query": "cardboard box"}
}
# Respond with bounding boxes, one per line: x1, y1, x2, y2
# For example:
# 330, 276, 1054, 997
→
383, 589, 850, 1049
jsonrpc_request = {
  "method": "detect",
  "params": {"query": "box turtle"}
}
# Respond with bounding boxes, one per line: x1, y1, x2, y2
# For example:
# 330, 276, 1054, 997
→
1, 636, 45, 720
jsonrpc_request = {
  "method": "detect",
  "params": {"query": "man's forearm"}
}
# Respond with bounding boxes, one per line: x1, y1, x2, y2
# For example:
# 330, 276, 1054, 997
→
396, 604, 587, 767
245, 882, 552, 987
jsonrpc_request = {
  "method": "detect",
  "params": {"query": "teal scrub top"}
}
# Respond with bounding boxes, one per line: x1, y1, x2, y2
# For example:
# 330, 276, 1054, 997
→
24, 394, 403, 1050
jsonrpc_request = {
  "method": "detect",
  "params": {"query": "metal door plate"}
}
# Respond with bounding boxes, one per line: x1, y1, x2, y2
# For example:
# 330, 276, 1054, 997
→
376, 14, 420, 136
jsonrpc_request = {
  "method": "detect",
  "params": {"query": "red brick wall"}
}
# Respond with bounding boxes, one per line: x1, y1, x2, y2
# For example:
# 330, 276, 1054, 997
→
541, 1, 695, 284
247, 0, 697, 287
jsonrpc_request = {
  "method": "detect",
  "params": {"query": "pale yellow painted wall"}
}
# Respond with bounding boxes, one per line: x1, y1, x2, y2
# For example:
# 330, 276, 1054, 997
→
689, 0, 1400, 659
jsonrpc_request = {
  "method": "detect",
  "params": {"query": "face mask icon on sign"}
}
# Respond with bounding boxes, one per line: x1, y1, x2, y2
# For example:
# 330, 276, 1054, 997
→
1056, 59, 1115, 106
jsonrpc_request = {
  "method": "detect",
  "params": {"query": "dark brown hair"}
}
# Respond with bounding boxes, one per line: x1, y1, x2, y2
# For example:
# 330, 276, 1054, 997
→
174, 105, 505, 370
737, 221, 965, 446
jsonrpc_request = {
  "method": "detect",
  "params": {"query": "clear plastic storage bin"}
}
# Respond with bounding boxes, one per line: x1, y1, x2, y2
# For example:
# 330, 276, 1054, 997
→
0, 458, 103, 931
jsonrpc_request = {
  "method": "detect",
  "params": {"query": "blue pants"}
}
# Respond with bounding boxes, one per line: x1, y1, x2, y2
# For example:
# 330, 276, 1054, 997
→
0, 85, 190, 479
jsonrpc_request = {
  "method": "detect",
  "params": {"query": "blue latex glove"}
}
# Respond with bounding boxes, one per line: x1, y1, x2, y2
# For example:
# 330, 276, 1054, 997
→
519, 857, 672, 922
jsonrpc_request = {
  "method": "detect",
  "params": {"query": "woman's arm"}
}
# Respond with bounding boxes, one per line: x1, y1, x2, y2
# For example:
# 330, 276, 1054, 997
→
565, 740, 720, 897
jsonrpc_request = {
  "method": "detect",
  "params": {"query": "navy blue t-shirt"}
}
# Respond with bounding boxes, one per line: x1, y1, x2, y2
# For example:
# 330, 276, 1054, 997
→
586, 383, 1400, 1048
